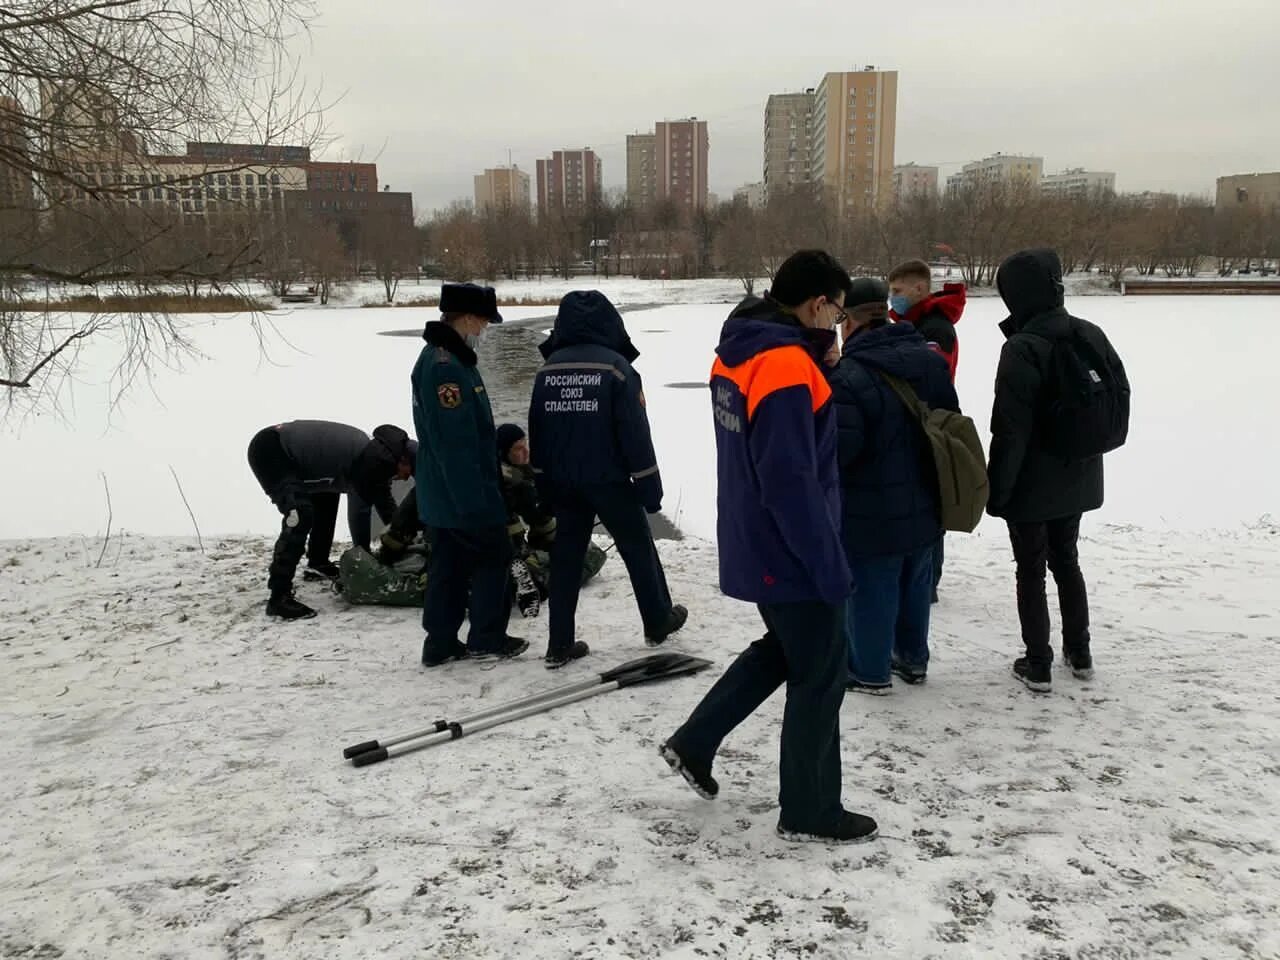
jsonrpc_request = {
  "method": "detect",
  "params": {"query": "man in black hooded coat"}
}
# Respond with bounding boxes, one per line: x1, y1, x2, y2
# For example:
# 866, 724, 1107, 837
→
528, 291, 687, 668
989, 248, 1129, 692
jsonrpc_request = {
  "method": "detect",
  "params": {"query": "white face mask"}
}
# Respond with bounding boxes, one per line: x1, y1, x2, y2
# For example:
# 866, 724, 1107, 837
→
464, 332, 483, 350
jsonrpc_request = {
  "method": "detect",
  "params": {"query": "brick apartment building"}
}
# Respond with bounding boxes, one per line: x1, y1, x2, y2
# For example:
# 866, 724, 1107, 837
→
536, 149, 602, 217
655, 119, 709, 212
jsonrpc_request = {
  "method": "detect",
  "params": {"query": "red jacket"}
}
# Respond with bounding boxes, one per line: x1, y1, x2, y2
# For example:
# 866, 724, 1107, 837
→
892, 283, 965, 382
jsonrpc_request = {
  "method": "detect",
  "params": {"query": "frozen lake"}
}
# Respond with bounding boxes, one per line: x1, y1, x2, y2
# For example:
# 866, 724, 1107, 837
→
0, 295, 1277, 540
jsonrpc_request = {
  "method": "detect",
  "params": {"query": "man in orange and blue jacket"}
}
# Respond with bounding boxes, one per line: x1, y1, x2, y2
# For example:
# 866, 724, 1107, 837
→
660, 250, 879, 846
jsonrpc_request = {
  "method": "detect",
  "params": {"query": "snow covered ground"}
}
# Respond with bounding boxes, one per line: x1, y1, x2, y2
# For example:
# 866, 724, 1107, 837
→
2, 295, 1280, 958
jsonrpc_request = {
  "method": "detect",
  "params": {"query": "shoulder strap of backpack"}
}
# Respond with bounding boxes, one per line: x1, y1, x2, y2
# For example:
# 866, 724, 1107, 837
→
877, 371, 928, 424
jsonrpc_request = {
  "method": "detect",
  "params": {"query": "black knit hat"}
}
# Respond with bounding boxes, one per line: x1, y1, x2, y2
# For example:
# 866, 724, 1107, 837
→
846, 277, 889, 309
495, 423, 526, 460
440, 282, 504, 324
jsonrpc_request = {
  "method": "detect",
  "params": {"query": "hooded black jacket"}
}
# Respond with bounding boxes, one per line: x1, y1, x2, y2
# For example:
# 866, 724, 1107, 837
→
988, 249, 1128, 522
528, 291, 663, 509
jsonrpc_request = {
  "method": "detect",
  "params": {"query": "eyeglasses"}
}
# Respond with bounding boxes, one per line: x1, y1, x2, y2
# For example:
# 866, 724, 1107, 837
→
832, 303, 849, 326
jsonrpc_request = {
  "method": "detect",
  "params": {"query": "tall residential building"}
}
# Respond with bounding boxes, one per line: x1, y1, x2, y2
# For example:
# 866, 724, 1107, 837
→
0, 95, 34, 210
733, 182, 766, 209
808, 68, 898, 211
473, 165, 530, 212
946, 153, 1044, 193
763, 91, 814, 201
655, 118, 710, 211
892, 163, 938, 203
1215, 172, 1280, 213
1040, 168, 1116, 200
626, 133, 656, 207
535, 149, 602, 216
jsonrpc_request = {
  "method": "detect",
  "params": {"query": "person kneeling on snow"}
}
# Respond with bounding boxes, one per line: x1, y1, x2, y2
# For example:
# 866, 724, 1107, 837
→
828, 279, 959, 694
247, 421, 413, 620
496, 423, 556, 618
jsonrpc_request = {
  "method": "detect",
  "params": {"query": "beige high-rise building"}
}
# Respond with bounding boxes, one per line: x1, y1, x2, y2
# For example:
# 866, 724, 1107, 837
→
1216, 172, 1280, 212
655, 118, 709, 211
1040, 168, 1116, 200
808, 68, 897, 211
946, 154, 1043, 193
892, 163, 938, 203
626, 133, 656, 208
473, 165, 530, 212
763, 91, 814, 201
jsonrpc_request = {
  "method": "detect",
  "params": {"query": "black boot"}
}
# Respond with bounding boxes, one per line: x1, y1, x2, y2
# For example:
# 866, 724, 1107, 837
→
659, 740, 718, 799
645, 604, 688, 647
470, 635, 529, 661
776, 810, 879, 845
266, 591, 317, 620
422, 638, 467, 668
545, 640, 590, 670
1013, 657, 1052, 693
1063, 646, 1094, 681
303, 559, 340, 582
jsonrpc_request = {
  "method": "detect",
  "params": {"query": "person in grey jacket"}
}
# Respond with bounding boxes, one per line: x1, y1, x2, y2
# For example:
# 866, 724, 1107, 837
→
247, 420, 413, 619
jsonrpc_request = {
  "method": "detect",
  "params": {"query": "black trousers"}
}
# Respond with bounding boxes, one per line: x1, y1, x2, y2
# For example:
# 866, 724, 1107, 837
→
247, 427, 339, 594
422, 525, 513, 655
548, 483, 672, 656
668, 600, 847, 834
1007, 515, 1090, 664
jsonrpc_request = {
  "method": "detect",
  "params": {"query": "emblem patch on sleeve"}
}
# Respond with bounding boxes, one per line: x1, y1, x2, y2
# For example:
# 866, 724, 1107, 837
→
437, 383, 462, 408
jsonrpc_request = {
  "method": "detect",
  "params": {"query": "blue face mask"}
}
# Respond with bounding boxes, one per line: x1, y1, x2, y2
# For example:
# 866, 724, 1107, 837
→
889, 294, 911, 317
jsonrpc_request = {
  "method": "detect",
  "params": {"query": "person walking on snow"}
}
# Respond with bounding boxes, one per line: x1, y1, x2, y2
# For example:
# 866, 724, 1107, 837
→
528, 291, 687, 669
660, 250, 878, 846
247, 421, 413, 620
888, 258, 966, 602
412, 282, 528, 667
827, 278, 959, 694
988, 248, 1129, 693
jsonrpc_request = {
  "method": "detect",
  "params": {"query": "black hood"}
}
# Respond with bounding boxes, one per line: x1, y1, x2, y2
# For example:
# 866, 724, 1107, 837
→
996, 248, 1066, 330
539, 291, 639, 362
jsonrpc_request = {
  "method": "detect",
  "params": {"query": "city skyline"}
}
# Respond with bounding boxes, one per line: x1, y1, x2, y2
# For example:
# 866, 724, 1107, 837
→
295, 0, 1278, 214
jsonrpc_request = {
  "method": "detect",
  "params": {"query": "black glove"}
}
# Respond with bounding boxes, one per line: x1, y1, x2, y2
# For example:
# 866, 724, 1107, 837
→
377, 531, 407, 565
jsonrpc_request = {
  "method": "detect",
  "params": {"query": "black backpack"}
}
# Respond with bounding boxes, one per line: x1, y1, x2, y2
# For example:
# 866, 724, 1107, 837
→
1030, 323, 1130, 460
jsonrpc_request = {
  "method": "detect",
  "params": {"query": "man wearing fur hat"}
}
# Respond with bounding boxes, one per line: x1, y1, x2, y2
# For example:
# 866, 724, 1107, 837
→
411, 282, 528, 666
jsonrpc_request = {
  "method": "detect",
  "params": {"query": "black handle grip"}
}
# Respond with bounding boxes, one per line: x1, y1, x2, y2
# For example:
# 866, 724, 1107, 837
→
343, 740, 380, 759
351, 747, 390, 767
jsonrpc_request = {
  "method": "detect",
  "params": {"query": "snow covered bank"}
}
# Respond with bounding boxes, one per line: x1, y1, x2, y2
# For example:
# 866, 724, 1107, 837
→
2, 522, 1278, 959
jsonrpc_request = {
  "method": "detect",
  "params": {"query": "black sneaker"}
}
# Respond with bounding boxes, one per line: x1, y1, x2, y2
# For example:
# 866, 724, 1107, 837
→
847, 678, 892, 696
471, 636, 529, 661
422, 639, 467, 668
545, 640, 590, 670
266, 591, 317, 620
890, 661, 928, 685
303, 559, 340, 582
777, 810, 879, 845
1013, 657, 1052, 693
659, 740, 718, 799
1063, 647, 1094, 681
645, 604, 688, 647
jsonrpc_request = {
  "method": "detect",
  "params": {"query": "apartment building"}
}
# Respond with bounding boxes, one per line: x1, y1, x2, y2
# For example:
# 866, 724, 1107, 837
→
0, 95, 34, 210
626, 133, 656, 208
536, 149, 603, 216
947, 153, 1044, 193
655, 118, 710, 211
473, 165, 531, 212
1040, 168, 1116, 200
1216, 172, 1280, 213
893, 163, 938, 202
808, 68, 898, 211
763, 91, 814, 201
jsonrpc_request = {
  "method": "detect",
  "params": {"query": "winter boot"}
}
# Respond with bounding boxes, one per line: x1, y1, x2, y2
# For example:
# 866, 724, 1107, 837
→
1063, 646, 1094, 681
658, 740, 719, 799
511, 558, 541, 619
266, 591, 317, 620
545, 640, 590, 670
470, 635, 529, 661
303, 559, 340, 582
1013, 657, 1052, 693
645, 604, 689, 647
891, 659, 928, 685
421, 638, 467, 668
847, 678, 892, 696
776, 810, 879, 845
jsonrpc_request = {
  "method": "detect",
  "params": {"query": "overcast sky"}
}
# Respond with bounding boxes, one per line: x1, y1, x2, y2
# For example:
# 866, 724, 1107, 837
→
297, 0, 1277, 216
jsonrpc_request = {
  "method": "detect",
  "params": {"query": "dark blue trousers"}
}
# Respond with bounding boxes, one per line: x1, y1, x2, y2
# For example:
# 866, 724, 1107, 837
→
422, 525, 513, 655
548, 483, 671, 656
668, 600, 847, 834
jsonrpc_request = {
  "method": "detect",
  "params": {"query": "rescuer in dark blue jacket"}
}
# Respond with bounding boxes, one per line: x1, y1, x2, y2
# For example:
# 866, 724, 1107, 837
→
528, 290, 687, 669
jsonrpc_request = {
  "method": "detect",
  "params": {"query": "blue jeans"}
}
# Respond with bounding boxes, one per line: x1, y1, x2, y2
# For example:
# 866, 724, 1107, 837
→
846, 546, 935, 685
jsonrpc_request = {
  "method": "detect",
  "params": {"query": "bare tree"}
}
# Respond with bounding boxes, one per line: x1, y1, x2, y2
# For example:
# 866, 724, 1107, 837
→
715, 199, 763, 294
363, 211, 417, 303
295, 216, 350, 304
1, 0, 323, 414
